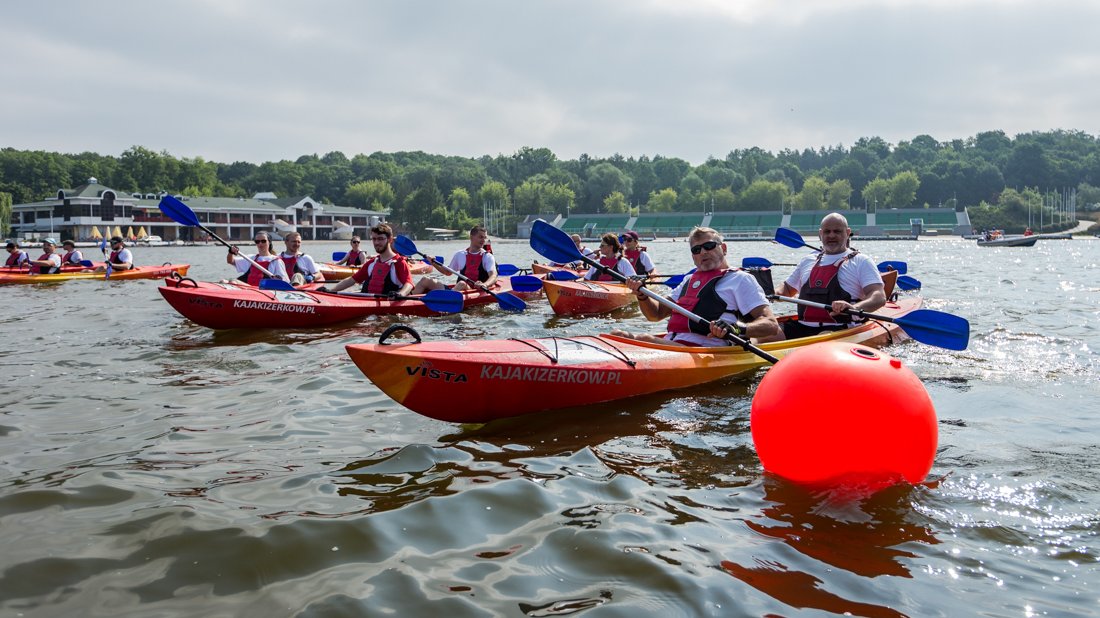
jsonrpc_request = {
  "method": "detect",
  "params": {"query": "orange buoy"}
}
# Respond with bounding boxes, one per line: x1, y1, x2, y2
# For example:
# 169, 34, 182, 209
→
750, 342, 937, 490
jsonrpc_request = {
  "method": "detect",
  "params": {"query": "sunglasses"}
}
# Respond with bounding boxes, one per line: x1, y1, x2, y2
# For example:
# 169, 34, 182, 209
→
254, 239, 268, 244
351, 241, 360, 244
690, 240, 719, 255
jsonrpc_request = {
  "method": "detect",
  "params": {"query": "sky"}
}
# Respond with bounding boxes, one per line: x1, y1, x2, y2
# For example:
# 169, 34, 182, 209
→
3, 0, 1099, 166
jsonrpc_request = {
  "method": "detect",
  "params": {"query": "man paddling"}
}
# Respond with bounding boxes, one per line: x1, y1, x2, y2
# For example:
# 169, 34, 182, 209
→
94, 236, 134, 272
412, 224, 497, 294
319, 224, 413, 296
764, 212, 885, 341
28, 238, 63, 274
615, 227, 779, 346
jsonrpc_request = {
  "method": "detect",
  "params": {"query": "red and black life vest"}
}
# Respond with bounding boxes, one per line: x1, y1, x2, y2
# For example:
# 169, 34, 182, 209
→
62, 251, 80, 265
5, 251, 26, 268
360, 256, 406, 294
798, 252, 857, 324
35, 252, 59, 274
667, 269, 746, 336
236, 256, 280, 286
280, 254, 300, 275
461, 252, 490, 283
624, 246, 648, 274
592, 256, 622, 282
346, 249, 365, 266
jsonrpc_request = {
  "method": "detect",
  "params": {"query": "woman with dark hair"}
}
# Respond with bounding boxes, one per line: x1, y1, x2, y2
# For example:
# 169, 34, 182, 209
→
584, 233, 635, 281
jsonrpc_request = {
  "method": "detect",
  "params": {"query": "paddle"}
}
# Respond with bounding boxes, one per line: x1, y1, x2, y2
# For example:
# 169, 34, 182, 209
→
258, 279, 298, 291
99, 238, 111, 280
508, 275, 546, 293
343, 289, 464, 313
877, 260, 908, 274
393, 236, 526, 312
896, 275, 921, 291
530, 220, 778, 362
769, 295, 970, 350
79, 260, 96, 268
159, 195, 280, 279
742, 257, 797, 268
774, 227, 821, 251
332, 251, 347, 261
547, 269, 581, 281
496, 263, 521, 276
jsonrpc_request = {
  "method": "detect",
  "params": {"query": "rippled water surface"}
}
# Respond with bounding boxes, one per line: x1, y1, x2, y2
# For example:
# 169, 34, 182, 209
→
2, 237, 1099, 617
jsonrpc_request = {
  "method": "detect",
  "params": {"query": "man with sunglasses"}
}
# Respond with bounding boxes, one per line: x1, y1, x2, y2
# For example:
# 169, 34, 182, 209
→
226, 232, 290, 285
94, 236, 135, 272
318, 224, 413, 296
767, 212, 885, 340
616, 227, 778, 347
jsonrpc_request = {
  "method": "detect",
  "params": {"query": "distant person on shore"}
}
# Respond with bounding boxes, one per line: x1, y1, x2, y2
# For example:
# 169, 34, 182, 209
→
761, 212, 885, 341
613, 227, 779, 346
60, 240, 84, 266
4, 241, 30, 269
412, 224, 496, 293
94, 237, 134, 272
28, 238, 62, 274
319, 224, 413, 296
334, 236, 367, 267
620, 230, 657, 276
278, 232, 324, 286
584, 233, 636, 281
226, 231, 290, 285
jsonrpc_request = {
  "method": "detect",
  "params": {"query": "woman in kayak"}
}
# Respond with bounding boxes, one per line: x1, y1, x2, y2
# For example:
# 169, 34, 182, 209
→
619, 230, 658, 276
616, 227, 778, 347
334, 236, 368, 267
319, 224, 413, 296
584, 233, 636, 282
226, 232, 290, 285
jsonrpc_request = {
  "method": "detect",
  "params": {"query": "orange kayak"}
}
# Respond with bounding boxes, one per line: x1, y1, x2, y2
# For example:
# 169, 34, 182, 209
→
346, 296, 922, 423
531, 262, 587, 277
0, 263, 189, 285
543, 279, 636, 315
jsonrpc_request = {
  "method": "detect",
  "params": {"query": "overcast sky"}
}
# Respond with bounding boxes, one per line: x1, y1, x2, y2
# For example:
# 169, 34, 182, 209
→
3, 0, 1098, 166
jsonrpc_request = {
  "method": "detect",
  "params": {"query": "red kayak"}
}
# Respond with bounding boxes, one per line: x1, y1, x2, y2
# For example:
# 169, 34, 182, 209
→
159, 278, 526, 329
346, 296, 924, 423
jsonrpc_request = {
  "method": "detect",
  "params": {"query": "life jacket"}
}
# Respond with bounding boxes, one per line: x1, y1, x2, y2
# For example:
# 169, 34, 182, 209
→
346, 249, 366, 266
461, 251, 490, 282
62, 251, 80, 265
624, 246, 648, 274
238, 256, 280, 286
280, 254, 300, 274
668, 269, 746, 336
35, 252, 59, 274
798, 252, 857, 324
594, 256, 621, 282
109, 249, 129, 265
361, 256, 406, 294
5, 251, 26, 268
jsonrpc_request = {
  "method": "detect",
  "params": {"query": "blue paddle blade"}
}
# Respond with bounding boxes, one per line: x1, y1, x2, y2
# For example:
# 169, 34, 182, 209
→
258, 279, 296, 291
896, 275, 921, 290
332, 251, 347, 261
80, 260, 95, 267
547, 269, 580, 281
742, 257, 773, 268
530, 220, 584, 264
877, 260, 908, 275
662, 268, 696, 288
774, 227, 810, 249
494, 291, 526, 312
421, 289, 464, 313
508, 275, 545, 292
158, 195, 201, 227
434, 256, 444, 264
393, 235, 418, 257
895, 309, 970, 350
497, 263, 520, 276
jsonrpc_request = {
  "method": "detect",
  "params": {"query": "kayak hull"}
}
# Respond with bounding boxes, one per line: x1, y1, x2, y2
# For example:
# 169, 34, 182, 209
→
158, 279, 521, 329
346, 296, 922, 423
543, 279, 636, 315
0, 263, 189, 285
531, 262, 587, 277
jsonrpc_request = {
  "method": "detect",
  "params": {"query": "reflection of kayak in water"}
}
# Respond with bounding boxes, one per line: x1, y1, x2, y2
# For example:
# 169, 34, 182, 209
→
345, 296, 923, 423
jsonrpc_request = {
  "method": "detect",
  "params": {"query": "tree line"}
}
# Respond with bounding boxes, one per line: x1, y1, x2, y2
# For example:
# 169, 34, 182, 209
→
3, 129, 1099, 236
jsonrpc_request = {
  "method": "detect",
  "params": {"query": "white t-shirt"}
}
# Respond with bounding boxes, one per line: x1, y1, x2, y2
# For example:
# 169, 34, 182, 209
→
233, 254, 290, 280
447, 249, 497, 279
784, 251, 883, 301
630, 251, 656, 274
664, 269, 770, 347
37, 253, 63, 272
112, 248, 134, 265
63, 250, 84, 264
585, 257, 636, 281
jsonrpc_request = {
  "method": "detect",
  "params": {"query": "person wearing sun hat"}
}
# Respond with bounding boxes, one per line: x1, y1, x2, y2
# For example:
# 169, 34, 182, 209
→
60, 239, 84, 266
94, 236, 135, 272
28, 238, 63, 274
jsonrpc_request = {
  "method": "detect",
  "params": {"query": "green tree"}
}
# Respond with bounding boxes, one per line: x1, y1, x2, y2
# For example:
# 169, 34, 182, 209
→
646, 188, 678, 212
449, 187, 471, 213
887, 171, 920, 208
345, 179, 395, 210
603, 191, 628, 214
584, 163, 631, 212
477, 181, 510, 219
861, 178, 890, 211
793, 176, 829, 210
0, 191, 11, 237
737, 179, 789, 211
826, 179, 853, 210
542, 183, 575, 216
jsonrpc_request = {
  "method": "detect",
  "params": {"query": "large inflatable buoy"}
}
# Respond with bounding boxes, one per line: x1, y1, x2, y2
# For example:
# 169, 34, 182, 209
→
750, 342, 937, 490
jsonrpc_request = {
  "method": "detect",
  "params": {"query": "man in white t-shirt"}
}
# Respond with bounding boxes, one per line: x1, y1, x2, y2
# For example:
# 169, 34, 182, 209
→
29, 238, 63, 274
614, 227, 778, 347
769, 212, 885, 340
412, 225, 497, 294
95, 237, 134, 272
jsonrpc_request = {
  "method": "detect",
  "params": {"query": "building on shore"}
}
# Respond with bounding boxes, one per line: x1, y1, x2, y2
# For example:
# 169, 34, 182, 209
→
9, 178, 387, 243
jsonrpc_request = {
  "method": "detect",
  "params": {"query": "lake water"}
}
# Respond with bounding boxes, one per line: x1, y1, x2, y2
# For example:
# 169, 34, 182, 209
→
2, 236, 1098, 617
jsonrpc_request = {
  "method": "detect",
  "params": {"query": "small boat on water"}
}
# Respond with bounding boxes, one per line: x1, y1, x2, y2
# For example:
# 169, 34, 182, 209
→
977, 235, 1038, 247
0, 263, 190, 285
345, 296, 923, 423
158, 276, 535, 329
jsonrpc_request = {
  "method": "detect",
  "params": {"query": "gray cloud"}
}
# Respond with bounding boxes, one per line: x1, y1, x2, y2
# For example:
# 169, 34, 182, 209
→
2, 0, 1098, 165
